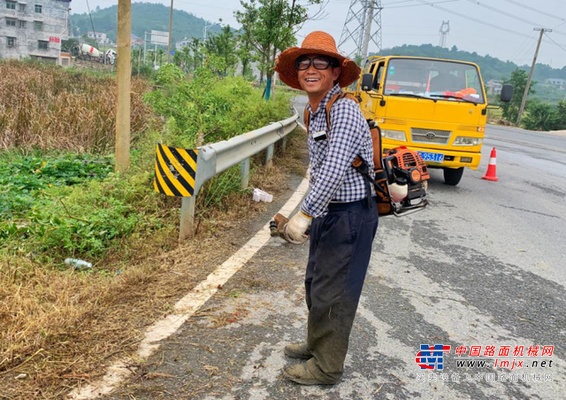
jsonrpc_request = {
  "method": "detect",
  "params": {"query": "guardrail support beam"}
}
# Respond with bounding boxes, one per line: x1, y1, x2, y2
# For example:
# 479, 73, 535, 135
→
266, 144, 274, 166
179, 196, 196, 240
240, 158, 250, 190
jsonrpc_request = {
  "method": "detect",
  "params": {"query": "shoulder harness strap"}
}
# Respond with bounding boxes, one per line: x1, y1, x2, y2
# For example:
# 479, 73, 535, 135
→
303, 92, 358, 132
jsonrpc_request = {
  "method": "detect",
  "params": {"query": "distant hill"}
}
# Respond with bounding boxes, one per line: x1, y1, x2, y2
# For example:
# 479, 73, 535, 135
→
70, 2, 223, 45
377, 43, 566, 84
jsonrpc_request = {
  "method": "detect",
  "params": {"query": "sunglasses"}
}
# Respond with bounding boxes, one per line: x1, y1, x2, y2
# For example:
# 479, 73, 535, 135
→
295, 56, 339, 71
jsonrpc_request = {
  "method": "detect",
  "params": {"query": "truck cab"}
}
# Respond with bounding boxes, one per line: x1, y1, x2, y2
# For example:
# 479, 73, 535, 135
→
355, 56, 512, 185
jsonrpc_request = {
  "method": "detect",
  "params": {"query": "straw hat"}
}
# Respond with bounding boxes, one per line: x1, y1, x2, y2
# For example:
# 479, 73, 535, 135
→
275, 31, 361, 90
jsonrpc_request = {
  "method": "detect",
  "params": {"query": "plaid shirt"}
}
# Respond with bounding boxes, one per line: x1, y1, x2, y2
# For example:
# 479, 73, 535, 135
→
301, 84, 375, 218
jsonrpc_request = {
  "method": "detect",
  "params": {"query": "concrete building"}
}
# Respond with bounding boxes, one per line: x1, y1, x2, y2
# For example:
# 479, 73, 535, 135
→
545, 78, 566, 89
86, 30, 111, 45
1, 0, 71, 64
486, 79, 503, 95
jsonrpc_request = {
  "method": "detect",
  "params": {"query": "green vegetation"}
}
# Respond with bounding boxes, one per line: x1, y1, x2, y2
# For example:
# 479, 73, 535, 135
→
145, 64, 292, 147
0, 61, 293, 266
521, 99, 566, 131
500, 68, 566, 130
0, 152, 113, 218
500, 69, 533, 124
0, 57, 299, 399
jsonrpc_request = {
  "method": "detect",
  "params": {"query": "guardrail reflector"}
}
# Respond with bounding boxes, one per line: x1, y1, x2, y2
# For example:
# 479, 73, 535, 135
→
154, 144, 197, 197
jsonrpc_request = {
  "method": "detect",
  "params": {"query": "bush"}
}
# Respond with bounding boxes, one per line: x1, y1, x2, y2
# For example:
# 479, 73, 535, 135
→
522, 100, 566, 131
143, 64, 292, 148
522, 101, 560, 131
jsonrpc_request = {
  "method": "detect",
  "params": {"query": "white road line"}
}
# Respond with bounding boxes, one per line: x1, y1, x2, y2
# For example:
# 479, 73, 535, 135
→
67, 178, 309, 400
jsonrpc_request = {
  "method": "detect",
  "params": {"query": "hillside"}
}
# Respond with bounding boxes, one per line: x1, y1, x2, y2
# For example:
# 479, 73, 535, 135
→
70, 2, 223, 45
378, 43, 566, 83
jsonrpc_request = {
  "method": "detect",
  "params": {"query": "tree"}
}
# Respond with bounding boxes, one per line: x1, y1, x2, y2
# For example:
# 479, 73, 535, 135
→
61, 37, 79, 53
501, 69, 535, 124
235, 17, 260, 81
236, 0, 324, 100
204, 25, 239, 76
173, 38, 205, 74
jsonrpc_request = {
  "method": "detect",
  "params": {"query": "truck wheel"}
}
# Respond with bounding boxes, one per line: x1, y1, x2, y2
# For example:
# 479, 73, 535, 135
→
443, 167, 464, 185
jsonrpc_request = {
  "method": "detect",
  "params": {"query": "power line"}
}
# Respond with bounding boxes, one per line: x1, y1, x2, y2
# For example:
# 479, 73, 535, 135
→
509, 32, 537, 65
383, 0, 459, 8
500, 0, 566, 24
412, 0, 532, 40
410, 0, 566, 58
544, 32, 566, 54
462, 0, 566, 39
463, 0, 547, 28
388, 0, 566, 39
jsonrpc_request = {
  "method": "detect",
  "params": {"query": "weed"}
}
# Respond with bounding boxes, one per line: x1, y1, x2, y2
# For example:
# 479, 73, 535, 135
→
0, 59, 303, 399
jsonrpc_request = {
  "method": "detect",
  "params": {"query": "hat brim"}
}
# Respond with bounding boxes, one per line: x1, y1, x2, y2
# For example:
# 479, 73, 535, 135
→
275, 47, 361, 90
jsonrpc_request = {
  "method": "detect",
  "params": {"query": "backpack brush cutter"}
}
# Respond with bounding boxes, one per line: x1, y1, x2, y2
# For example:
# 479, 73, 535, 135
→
383, 146, 429, 216
270, 146, 430, 241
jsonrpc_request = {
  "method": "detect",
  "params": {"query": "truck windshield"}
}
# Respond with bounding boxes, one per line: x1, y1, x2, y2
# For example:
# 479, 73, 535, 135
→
384, 58, 485, 104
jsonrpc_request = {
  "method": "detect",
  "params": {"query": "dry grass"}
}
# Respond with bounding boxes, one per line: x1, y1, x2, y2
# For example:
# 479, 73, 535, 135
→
0, 60, 154, 153
0, 59, 308, 398
0, 130, 308, 399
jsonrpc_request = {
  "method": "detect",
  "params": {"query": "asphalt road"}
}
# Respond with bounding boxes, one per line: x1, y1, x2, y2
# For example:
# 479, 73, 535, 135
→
90, 124, 565, 400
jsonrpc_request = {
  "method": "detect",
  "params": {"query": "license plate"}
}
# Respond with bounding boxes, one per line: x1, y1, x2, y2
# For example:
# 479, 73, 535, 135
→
418, 151, 444, 163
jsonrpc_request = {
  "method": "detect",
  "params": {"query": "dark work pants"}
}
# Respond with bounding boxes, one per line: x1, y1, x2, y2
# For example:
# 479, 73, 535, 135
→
304, 199, 378, 381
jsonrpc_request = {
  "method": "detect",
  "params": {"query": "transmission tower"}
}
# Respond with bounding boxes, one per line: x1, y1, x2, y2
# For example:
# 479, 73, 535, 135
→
438, 20, 450, 48
339, 0, 383, 61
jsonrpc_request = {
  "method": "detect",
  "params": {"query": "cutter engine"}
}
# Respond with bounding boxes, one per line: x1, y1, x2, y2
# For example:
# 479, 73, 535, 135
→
383, 146, 430, 215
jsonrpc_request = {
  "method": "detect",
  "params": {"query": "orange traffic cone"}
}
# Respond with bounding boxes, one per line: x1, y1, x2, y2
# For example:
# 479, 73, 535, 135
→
482, 147, 498, 181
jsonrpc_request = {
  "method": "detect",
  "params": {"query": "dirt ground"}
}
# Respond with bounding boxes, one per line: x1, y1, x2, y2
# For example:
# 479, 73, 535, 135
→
0, 130, 308, 400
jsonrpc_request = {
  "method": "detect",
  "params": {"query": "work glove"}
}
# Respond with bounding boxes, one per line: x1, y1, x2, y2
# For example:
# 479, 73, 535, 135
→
283, 211, 312, 245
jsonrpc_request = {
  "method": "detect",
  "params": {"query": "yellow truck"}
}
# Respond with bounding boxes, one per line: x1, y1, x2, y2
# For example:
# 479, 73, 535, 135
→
353, 56, 512, 185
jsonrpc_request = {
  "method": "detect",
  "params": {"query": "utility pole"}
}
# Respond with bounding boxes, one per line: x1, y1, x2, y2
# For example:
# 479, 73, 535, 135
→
115, 0, 131, 173
516, 28, 551, 126
167, 0, 173, 62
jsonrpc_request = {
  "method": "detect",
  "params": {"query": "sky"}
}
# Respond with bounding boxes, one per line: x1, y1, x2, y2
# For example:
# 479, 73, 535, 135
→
69, 0, 566, 69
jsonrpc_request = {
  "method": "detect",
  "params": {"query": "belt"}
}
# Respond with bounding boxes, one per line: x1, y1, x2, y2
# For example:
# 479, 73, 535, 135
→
328, 197, 376, 211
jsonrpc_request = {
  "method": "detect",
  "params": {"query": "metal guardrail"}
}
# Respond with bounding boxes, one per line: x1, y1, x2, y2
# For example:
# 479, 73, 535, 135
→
178, 110, 299, 240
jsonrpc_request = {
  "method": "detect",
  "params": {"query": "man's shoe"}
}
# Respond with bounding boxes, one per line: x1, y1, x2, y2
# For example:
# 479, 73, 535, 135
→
284, 343, 311, 360
282, 361, 337, 385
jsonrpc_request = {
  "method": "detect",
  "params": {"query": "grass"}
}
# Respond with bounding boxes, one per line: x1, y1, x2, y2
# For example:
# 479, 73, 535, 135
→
0, 59, 306, 399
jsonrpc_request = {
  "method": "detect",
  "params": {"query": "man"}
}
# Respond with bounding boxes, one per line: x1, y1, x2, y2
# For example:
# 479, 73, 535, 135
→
274, 31, 379, 385
429, 64, 463, 92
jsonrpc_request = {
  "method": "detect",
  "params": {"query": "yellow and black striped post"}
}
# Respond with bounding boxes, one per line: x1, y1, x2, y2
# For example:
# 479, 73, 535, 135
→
154, 143, 197, 197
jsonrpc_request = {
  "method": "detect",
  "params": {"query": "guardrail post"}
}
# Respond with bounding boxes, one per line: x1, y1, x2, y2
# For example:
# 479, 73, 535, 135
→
240, 158, 250, 190
179, 196, 196, 240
